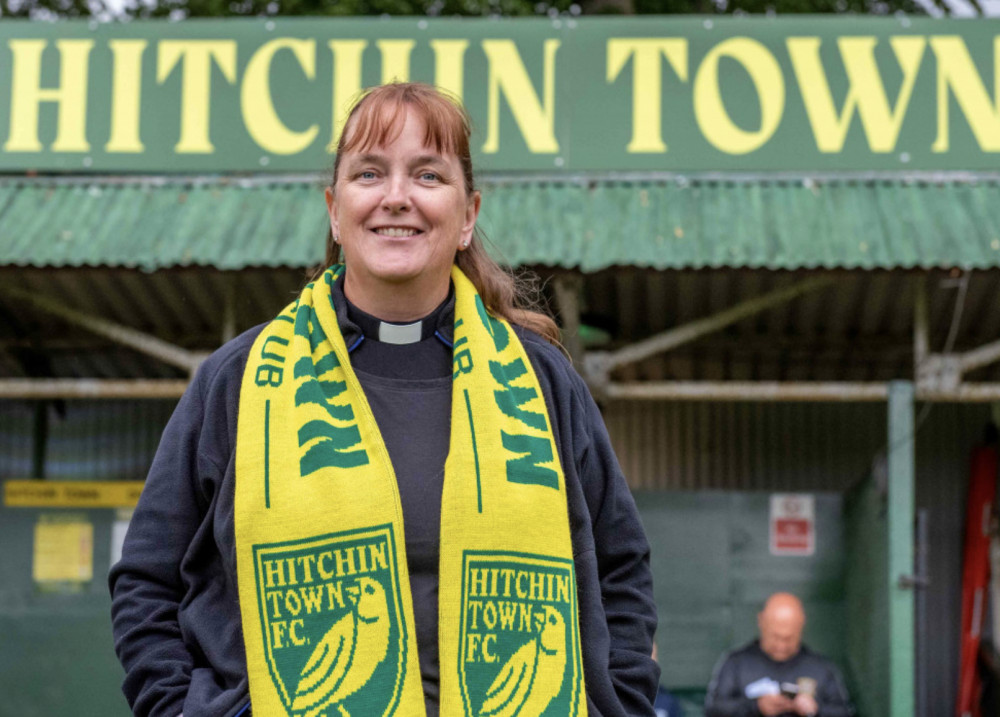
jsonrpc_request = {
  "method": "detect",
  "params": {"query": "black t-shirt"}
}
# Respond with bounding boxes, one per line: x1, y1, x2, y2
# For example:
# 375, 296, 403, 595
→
338, 278, 453, 716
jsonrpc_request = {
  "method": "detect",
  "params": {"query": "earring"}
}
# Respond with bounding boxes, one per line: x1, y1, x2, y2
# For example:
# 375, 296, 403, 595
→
462, 240, 470, 248
333, 235, 340, 244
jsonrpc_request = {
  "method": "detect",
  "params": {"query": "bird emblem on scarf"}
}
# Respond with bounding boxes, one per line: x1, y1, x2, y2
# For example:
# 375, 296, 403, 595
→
290, 576, 390, 717
478, 605, 568, 717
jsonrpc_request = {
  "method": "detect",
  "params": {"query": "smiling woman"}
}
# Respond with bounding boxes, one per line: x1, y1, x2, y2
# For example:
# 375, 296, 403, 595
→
109, 83, 659, 717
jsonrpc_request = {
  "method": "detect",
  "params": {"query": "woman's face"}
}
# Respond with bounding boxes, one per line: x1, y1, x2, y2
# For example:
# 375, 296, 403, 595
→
327, 108, 480, 319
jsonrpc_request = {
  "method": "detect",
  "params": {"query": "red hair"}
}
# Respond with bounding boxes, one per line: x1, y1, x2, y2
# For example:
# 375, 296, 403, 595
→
315, 82, 560, 345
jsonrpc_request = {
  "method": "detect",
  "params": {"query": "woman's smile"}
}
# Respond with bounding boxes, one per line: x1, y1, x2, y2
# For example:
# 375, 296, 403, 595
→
370, 226, 423, 238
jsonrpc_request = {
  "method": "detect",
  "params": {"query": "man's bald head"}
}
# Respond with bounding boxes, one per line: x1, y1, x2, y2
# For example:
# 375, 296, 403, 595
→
757, 592, 806, 662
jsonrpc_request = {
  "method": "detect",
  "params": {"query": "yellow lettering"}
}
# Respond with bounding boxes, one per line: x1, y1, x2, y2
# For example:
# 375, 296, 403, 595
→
606, 38, 688, 153
5, 39, 94, 153
516, 570, 529, 599
241, 38, 319, 155
787, 36, 926, 153
326, 581, 346, 609
931, 36, 1000, 152
431, 39, 469, 100
694, 37, 785, 155
289, 618, 307, 646
555, 574, 569, 603
470, 568, 489, 597
368, 542, 388, 571
529, 570, 545, 600
106, 40, 148, 153
271, 621, 287, 649
328, 40, 367, 149
156, 40, 238, 154
264, 559, 285, 588
378, 39, 415, 83
482, 39, 560, 154
482, 633, 498, 663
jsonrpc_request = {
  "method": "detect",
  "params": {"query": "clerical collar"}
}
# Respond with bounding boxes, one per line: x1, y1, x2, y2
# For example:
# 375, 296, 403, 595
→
333, 273, 455, 348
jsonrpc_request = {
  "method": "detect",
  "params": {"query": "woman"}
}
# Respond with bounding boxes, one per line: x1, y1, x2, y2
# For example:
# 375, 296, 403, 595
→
110, 82, 658, 717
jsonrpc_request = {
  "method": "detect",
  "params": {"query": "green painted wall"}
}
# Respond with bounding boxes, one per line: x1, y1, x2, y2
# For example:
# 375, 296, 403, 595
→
0, 505, 130, 717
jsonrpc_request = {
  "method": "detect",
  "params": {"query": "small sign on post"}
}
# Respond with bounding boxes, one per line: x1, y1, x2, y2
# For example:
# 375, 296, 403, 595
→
769, 493, 815, 556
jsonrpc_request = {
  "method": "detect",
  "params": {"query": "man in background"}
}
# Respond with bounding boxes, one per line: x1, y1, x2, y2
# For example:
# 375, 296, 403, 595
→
704, 592, 853, 717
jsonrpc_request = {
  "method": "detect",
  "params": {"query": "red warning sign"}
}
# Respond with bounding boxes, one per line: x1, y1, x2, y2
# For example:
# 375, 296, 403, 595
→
770, 494, 815, 556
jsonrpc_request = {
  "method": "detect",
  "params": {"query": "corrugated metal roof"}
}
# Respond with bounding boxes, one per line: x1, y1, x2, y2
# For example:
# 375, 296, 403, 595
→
2, 178, 1000, 271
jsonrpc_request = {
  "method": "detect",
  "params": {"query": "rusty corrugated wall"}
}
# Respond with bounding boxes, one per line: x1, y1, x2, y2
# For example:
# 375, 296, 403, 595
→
0, 399, 176, 481
604, 401, 886, 492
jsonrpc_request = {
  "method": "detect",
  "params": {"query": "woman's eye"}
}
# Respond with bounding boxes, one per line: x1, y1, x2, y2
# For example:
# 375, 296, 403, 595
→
420, 172, 440, 181
358, 171, 377, 180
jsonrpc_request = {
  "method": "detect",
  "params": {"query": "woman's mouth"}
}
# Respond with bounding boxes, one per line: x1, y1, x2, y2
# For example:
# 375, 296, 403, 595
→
372, 227, 422, 238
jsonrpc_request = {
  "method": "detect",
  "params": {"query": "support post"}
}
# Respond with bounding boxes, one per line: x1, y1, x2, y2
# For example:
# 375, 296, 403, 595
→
913, 276, 929, 379
888, 381, 915, 717
553, 274, 585, 368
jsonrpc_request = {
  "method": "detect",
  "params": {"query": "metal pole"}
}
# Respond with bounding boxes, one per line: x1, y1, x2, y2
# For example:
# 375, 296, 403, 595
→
0, 379, 189, 399
602, 381, 1000, 403
605, 381, 889, 402
888, 381, 916, 717
914, 508, 930, 717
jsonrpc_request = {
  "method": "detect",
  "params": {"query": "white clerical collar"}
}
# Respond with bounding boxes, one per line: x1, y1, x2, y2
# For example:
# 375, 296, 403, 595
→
377, 320, 424, 345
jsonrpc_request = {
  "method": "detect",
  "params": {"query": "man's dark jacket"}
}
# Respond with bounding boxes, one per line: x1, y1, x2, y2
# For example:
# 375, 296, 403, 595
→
705, 640, 853, 717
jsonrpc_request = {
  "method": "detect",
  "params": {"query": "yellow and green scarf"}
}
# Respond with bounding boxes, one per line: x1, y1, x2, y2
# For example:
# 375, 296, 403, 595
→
235, 265, 587, 717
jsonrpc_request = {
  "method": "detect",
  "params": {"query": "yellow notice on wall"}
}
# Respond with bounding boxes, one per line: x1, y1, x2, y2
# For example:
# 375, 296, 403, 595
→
5, 480, 144, 508
32, 515, 94, 583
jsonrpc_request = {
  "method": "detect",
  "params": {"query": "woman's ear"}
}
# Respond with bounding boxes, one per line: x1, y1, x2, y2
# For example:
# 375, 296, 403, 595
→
459, 191, 481, 248
325, 186, 339, 238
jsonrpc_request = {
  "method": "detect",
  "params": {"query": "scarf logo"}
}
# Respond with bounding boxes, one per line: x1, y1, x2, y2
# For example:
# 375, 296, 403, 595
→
252, 525, 408, 717
458, 551, 583, 717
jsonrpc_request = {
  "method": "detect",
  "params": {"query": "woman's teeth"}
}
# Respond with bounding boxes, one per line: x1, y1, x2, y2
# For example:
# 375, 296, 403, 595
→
375, 228, 419, 237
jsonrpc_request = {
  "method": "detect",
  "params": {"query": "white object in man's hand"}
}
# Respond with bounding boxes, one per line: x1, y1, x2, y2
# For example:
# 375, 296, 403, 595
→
793, 692, 818, 715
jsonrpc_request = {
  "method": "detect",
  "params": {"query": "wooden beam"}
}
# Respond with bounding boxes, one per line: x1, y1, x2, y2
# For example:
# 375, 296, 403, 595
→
602, 276, 833, 372
960, 336, 1000, 375
0, 286, 205, 374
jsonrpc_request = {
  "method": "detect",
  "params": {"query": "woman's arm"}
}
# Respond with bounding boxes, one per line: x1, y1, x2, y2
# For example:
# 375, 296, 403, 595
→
576, 388, 660, 715
109, 380, 216, 717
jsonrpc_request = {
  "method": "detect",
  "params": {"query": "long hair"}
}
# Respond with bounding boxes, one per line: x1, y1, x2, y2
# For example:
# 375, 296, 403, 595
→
312, 82, 560, 345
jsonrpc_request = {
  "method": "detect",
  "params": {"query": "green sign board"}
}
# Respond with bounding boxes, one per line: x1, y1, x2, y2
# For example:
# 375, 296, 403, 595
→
0, 16, 998, 173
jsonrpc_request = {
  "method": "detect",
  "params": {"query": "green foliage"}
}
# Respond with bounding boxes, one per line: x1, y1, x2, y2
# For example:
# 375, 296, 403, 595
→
0, 0, 920, 21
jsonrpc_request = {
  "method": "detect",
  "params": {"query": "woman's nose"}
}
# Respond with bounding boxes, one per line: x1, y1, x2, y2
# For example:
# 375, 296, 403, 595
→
381, 175, 411, 212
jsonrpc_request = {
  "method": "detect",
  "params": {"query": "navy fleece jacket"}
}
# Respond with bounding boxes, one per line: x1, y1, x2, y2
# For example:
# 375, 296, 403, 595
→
109, 314, 659, 717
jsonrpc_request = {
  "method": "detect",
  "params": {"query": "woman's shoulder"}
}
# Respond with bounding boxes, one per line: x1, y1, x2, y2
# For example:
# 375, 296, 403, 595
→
191, 323, 268, 396
512, 325, 588, 403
